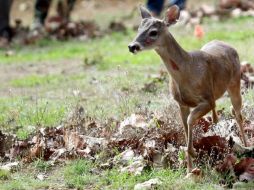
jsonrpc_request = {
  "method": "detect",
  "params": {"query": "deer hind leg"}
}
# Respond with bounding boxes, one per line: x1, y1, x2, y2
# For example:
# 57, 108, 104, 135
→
212, 108, 218, 124
179, 105, 192, 172
227, 84, 248, 147
185, 101, 214, 172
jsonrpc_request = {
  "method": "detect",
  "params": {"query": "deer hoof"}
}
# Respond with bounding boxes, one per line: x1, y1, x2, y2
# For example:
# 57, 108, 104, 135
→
185, 168, 203, 182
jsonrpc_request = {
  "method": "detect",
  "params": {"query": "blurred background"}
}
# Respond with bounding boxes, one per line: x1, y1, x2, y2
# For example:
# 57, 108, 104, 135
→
2, 0, 253, 44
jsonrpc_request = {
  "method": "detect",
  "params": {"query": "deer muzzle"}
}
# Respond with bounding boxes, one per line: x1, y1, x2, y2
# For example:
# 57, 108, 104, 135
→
128, 42, 141, 54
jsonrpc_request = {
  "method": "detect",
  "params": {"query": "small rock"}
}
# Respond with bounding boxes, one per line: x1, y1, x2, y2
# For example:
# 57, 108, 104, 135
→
143, 140, 156, 149
231, 8, 243, 18
200, 4, 216, 16
120, 156, 146, 176
114, 148, 135, 165
0, 162, 19, 172
211, 15, 220, 21
178, 10, 191, 25
36, 173, 47, 181
189, 17, 201, 26
242, 10, 254, 17
100, 162, 112, 170
134, 178, 162, 190
72, 89, 81, 97
5, 50, 15, 57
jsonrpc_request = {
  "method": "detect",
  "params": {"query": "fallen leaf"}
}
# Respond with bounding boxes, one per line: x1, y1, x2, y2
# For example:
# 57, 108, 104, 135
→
184, 168, 203, 182
216, 154, 237, 173
194, 136, 228, 153
234, 158, 254, 182
196, 117, 212, 133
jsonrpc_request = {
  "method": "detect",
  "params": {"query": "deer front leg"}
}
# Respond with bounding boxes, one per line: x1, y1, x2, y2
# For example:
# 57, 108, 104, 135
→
186, 101, 214, 172
179, 105, 190, 142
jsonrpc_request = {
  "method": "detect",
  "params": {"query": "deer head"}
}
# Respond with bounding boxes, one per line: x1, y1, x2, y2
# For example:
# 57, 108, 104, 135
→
128, 5, 180, 54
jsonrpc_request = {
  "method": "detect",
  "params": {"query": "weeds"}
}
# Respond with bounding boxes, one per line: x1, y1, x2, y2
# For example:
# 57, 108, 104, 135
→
64, 159, 97, 189
33, 159, 52, 172
0, 169, 11, 180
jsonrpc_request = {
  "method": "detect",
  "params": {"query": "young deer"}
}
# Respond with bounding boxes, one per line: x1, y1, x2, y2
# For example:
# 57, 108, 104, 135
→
128, 5, 248, 173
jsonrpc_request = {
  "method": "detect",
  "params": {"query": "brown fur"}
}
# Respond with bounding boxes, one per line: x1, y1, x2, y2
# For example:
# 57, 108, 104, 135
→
129, 5, 247, 173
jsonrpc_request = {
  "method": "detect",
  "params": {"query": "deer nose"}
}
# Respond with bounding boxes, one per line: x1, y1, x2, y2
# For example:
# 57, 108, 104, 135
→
128, 43, 141, 53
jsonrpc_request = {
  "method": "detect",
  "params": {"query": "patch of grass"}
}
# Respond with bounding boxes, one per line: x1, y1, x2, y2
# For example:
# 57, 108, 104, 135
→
1, 17, 254, 67
63, 159, 221, 190
33, 159, 52, 172
64, 159, 97, 189
96, 167, 219, 190
84, 51, 105, 67
11, 73, 88, 89
0, 175, 49, 190
0, 162, 221, 190
0, 31, 161, 68
10, 74, 65, 88
0, 169, 11, 180
0, 97, 69, 139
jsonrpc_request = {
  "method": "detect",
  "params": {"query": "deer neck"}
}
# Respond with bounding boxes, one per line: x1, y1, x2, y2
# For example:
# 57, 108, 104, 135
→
155, 31, 190, 81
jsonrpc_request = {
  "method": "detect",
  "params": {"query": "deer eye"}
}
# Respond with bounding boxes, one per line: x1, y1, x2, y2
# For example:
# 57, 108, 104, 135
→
149, 30, 158, 37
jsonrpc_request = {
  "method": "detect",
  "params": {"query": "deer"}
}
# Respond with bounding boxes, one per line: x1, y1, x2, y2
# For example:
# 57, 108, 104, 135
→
128, 5, 248, 173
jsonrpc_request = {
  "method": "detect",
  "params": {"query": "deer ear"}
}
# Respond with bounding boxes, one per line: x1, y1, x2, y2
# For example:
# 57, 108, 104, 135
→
164, 5, 180, 26
139, 6, 152, 19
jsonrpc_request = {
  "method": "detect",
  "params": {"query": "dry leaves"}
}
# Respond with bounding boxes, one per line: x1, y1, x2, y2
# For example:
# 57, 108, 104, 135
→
1, 104, 254, 187
134, 178, 162, 190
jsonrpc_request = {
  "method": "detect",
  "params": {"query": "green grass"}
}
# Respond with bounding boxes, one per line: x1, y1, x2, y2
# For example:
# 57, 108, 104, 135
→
32, 159, 52, 173
1, 18, 254, 66
64, 159, 97, 189
9, 73, 86, 88
62, 159, 221, 190
0, 174, 50, 190
0, 32, 161, 67
0, 169, 11, 180
10, 74, 65, 88
0, 97, 68, 139
1, 159, 249, 190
